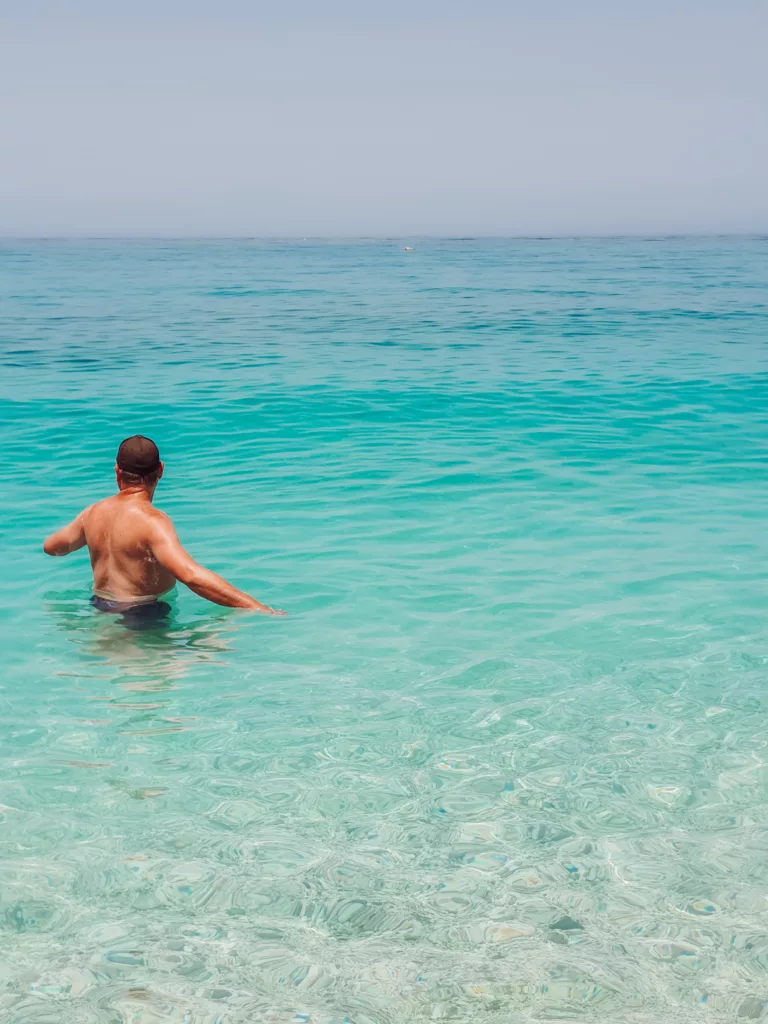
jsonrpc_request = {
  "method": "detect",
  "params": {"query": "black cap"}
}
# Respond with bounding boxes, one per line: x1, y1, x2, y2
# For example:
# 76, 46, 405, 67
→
116, 435, 160, 476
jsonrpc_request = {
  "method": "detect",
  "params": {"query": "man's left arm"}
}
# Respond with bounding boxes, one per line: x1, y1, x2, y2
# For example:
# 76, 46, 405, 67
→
43, 509, 89, 556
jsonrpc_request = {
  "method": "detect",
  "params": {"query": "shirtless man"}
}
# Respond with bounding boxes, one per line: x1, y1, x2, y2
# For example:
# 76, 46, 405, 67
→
43, 435, 284, 618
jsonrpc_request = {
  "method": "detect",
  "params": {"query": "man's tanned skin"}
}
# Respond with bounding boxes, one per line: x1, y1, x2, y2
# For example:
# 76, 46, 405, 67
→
43, 437, 284, 615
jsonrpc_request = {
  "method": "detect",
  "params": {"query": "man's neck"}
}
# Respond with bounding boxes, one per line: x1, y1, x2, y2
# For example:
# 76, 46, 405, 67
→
117, 485, 155, 503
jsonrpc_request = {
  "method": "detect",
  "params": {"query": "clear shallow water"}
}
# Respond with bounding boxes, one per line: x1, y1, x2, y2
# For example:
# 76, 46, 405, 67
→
1, 238, 768, 1024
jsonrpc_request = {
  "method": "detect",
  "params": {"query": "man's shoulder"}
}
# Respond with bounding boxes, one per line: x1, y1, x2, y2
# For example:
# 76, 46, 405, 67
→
87, 497, 173, 529
88, 495, 113, 512
80, 496, 107, 520
140, 505, 175, 531
146, 503, 171, 520
137, 506, 178, 550
85, 494, 122, 519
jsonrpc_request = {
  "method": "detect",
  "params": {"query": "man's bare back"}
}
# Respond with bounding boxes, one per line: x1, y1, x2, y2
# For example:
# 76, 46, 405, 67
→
43, 435, 284, 615
77, 492, 178, 601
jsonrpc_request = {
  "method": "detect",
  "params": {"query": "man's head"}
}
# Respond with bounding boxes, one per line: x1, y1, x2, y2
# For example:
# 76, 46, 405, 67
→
115, 435, 164, 491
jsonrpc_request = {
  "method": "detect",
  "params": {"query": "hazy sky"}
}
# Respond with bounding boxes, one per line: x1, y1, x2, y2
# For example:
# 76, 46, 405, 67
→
1, 0, 766, 236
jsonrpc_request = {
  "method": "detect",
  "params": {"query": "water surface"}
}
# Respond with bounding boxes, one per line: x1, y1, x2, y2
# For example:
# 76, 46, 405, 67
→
1, 238, 768, 1023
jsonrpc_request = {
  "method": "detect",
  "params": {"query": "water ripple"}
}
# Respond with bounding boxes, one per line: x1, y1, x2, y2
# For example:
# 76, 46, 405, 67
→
2, 239, 768, 1022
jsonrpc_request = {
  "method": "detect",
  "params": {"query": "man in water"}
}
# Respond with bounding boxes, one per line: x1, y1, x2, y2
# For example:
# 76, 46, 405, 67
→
43, 435, 284, 619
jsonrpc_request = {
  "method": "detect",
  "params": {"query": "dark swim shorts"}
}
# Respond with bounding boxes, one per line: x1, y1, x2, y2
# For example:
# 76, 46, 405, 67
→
90, 594, 171, 628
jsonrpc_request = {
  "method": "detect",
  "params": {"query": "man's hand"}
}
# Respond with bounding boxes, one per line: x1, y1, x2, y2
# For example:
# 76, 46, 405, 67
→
241, 596, 286, 615
258, 605, 287, 616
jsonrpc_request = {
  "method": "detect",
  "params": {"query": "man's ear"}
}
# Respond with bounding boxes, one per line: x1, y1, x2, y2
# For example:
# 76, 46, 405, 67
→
157, 462, 164, 480
115, 463, 122, 488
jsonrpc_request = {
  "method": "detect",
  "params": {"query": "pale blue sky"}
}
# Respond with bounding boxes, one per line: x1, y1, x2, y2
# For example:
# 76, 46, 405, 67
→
1, 1, 766, 236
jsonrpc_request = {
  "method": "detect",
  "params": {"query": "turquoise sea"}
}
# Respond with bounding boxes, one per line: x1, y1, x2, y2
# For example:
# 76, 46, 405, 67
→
1, 238, 768, 1024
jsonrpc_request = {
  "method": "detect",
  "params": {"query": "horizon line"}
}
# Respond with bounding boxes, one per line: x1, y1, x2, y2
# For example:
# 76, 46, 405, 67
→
1, 233, 767, 242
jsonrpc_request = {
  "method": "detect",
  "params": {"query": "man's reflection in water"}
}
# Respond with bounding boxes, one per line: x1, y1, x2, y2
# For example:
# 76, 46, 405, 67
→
43, 589, 241, 692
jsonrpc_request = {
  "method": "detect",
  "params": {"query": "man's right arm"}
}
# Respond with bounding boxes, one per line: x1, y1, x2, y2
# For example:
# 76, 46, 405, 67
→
148, 514, 285, 614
